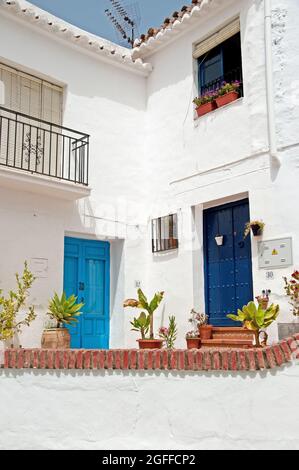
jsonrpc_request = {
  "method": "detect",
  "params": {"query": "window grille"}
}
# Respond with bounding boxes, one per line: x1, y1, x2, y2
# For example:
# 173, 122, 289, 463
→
152, 214, 178, 253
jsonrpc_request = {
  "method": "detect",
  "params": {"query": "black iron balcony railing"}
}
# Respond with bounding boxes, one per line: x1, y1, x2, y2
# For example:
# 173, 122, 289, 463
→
0, 106, 89, 186
200, 67, 243, 98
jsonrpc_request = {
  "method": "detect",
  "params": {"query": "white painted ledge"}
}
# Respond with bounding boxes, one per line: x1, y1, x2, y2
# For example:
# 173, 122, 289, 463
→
0, 165, 91, 200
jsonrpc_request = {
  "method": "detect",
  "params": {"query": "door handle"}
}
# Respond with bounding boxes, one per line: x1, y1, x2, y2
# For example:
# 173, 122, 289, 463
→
79, 282, 85, 291
238, 241, 245, 248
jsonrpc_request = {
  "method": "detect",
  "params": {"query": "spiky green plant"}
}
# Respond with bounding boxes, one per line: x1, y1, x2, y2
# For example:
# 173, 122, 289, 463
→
159, 315, 178, 349
124, 289, 164, 339
0, 262, 36, 342
48, 293, 84, 328
227, 301, 279, 347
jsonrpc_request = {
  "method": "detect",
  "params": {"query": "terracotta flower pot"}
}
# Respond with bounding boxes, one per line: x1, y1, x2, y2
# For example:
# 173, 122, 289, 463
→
216, 91, 239, 108
196, 101, 217, 117
199, 324, 213, 340
251, 224, 263, 236
41, 328, 70, 349
186, 337, 200, 349
137, 339, 164, 349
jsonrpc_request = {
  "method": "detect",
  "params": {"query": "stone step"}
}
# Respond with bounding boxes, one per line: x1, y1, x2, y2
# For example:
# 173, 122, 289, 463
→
212, 327, 255, 341
201, 338, 254, 349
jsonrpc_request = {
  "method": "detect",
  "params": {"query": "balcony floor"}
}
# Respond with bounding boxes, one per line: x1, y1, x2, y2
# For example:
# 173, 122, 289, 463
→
0, 165, 91, 200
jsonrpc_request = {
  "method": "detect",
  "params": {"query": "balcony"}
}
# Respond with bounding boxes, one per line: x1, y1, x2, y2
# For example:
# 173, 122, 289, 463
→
0, 106, 90, 200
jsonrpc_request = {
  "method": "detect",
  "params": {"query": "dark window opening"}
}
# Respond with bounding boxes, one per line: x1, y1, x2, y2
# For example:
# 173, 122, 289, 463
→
152, 214, 178, 253
198, 33, 243, 97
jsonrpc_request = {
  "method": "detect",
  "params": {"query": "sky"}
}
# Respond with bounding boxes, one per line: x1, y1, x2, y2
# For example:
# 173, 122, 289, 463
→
29, 0, 186, 46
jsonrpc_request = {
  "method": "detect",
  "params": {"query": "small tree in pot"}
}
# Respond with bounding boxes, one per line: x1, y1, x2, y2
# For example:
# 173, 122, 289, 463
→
41, 293, 84, 349
124, 289, 164, 349
227, 301, 279, 347
0, 262, 36, 347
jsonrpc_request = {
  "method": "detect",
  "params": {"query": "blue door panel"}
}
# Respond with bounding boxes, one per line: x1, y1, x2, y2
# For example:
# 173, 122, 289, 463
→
204, 200, 253, 326
64, 237, 110, 349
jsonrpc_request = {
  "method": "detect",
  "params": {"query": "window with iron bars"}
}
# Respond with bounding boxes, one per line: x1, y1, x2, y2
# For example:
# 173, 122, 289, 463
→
152, 214, 178, 253
198, 32, 243, 99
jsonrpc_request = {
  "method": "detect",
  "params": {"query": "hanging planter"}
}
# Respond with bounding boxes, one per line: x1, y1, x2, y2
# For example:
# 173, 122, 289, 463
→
215, 81, 241, 108
193, 93, 217, 118
216, 91, 239, 108
195, 101, 217, 117
215, 235, 224, 246
244, 220, 265, 238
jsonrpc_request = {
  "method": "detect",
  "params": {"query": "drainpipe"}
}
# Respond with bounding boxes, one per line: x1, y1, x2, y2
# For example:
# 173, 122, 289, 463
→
264, 0, 281, 167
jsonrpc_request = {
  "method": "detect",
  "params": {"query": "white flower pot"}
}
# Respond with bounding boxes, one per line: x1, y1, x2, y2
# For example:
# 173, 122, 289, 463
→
215, 236, 224, 246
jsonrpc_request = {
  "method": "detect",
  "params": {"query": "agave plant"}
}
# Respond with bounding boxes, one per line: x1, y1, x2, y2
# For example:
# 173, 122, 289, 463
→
130, 312, 150, 340
48, 293, 84, 328
227, 301, 279, 347
124, 289, 164, 340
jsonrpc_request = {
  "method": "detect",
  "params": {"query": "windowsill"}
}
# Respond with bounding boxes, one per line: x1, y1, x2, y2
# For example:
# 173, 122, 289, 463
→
194, 97, 244, 125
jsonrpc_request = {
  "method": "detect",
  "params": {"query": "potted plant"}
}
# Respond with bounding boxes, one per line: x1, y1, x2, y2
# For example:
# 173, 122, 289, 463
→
124, 289, 164, 349
0, 262, 36, 347
215, 80, 241, 108
244, 220, 265, 238
256, 290, 271, 310
189, 309, 212, 339
215, 234, 224, 246
186, 331, 200, 349
158, 316, 178, 349
198, 313, 213, 340
193, 91, 217, 118
227, 301, 280, 347
284, 271, 299, 317
41, 293, 84, 349
130, 312, 150, 341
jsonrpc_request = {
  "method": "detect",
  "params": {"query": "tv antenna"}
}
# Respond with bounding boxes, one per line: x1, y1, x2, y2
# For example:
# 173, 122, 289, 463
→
105, 0, 141, 48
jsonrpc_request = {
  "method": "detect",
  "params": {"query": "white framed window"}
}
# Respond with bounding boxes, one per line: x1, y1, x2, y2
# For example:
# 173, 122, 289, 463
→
0, 63, 63, 125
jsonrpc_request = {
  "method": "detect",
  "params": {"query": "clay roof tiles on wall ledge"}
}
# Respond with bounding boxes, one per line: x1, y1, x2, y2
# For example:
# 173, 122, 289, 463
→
0, 0, 152, 76
133, 0, 219, 59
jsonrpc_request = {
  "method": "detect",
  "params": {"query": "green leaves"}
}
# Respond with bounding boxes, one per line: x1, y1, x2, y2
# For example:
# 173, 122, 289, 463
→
0, 261, 36, 341
227, 301, 280, 333
124, 289, 165, 340
48, 292, 84, 327
130, 312, 150, 339
149, 291, 164, 314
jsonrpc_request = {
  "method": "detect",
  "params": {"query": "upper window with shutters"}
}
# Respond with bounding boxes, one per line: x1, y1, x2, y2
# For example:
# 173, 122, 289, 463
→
0, 64, 90, 188
0, 63, 63, 125
193, 19, 243, 116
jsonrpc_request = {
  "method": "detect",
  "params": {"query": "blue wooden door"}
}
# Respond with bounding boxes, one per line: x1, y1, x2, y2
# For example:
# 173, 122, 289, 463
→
203, 199, 253, 326
64, 237, 110, 349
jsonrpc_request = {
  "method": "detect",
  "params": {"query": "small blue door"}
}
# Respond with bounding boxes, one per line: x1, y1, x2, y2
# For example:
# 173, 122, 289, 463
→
203, 199, 253, 326
64, 237, 110, 349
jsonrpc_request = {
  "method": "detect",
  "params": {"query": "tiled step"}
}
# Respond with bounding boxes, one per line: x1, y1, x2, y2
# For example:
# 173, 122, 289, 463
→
212, 327, 255, 341
201, 338, 254, 349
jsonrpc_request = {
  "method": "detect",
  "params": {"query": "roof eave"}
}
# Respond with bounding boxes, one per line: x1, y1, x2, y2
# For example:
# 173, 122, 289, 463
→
0, 0, 152, 76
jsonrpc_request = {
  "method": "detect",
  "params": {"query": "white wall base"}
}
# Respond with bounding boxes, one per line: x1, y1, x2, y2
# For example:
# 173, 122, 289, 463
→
0, 364, 298, 450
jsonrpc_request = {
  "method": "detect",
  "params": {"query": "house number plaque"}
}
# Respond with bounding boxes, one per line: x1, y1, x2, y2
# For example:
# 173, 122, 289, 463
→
258, 238, 293, 269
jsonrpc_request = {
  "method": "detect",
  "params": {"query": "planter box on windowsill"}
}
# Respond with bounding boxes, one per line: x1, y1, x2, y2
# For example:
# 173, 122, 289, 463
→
215, 91, 239, 108
194, 96, 243, 123
195, 101, 217, 118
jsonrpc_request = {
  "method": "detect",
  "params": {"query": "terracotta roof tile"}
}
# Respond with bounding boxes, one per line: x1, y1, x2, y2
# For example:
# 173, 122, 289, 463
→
133, 0, 203, 48
0, 0, 152, 75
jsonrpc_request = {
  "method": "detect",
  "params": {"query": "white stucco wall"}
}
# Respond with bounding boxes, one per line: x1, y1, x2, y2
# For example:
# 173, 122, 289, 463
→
0, 0, 298, 349
0, 10, 149, 349
140, 0, 299, 345
0, 363, 298, 450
